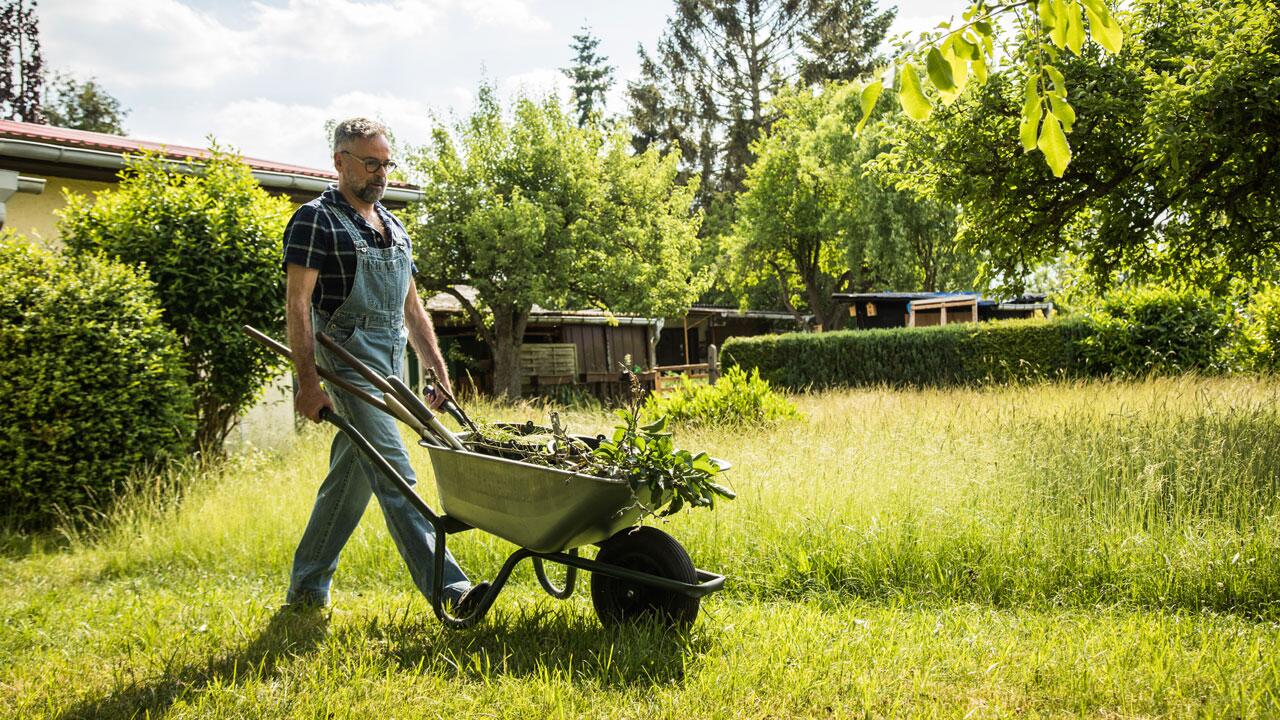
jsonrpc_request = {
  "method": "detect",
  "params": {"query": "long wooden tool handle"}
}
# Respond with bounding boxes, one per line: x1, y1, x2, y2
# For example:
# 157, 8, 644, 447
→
241, 325, 390, 415
315, 332, 399, 397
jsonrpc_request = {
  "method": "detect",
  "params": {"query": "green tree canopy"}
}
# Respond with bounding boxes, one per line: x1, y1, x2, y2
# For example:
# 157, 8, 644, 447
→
42, 72, 127, 134
729, 84, 978, 330
627, 0, 894, 213
561, 25, 615, 127
410, 86, 707, 398
877, 0, 1280, 291
59, 147, 291, 452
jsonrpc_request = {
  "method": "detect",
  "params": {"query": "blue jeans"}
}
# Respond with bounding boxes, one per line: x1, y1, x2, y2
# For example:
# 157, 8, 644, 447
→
287, 321, 470, 607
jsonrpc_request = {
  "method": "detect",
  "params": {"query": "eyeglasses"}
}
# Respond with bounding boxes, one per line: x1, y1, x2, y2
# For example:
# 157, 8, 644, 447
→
341, 150, 398, 173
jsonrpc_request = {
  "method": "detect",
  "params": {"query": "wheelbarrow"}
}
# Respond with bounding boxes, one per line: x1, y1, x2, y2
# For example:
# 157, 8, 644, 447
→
242, 326, 727, 629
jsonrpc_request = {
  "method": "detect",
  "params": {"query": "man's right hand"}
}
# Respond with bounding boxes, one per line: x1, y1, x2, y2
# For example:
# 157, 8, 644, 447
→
295, 383, 334, 423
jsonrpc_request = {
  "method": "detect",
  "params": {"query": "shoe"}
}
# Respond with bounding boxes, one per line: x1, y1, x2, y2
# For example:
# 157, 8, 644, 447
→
452, 582, 491, 619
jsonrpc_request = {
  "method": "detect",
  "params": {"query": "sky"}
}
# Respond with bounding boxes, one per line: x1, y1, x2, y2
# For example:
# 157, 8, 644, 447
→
37, 0, 966, 171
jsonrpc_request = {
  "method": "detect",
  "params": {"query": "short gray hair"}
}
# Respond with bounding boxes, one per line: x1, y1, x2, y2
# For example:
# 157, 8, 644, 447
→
332, 117, 389, 152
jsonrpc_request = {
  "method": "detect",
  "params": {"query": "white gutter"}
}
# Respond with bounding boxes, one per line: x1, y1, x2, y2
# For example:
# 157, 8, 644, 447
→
0, 138, 423, 205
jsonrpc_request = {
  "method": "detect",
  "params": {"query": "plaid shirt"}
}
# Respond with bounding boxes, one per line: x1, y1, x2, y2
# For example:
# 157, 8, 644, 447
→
281, 185, 417, 315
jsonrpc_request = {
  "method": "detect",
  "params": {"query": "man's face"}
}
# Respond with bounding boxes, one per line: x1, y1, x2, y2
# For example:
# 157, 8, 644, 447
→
334, 134, 393, 204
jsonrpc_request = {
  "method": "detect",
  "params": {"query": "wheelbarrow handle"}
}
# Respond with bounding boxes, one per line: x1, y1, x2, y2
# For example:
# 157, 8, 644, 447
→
316, 331, 463, 451
241, 325, 391, 416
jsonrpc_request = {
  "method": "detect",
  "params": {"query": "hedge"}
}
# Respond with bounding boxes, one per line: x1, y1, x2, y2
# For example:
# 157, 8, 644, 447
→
720, 318, 1090, 391
0, 235, 194, 530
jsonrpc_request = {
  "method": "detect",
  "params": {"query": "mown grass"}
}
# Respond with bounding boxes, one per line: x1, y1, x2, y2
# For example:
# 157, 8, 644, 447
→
3, 376, 1280, 718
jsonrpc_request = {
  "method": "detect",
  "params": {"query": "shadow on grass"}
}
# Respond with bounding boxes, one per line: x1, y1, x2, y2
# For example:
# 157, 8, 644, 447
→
58, 602, 707, 718
0, 527, 71, 560
352, 603, 711, 686
58, 605, 331, 720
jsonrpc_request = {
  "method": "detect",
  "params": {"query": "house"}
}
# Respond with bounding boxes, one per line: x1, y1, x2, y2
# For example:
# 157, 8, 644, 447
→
834, 292, 1054, 330
0, 119, 423, 245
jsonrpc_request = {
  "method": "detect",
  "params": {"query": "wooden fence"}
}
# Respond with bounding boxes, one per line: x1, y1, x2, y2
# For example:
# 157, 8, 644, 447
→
651, 344, 720, 393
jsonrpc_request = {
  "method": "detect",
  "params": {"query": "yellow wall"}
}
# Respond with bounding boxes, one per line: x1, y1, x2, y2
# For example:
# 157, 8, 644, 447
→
6, 176, 113, 249
5, 174, 308, 250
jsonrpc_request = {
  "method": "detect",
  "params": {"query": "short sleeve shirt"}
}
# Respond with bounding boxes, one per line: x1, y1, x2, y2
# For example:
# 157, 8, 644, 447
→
282, 185, 418, 315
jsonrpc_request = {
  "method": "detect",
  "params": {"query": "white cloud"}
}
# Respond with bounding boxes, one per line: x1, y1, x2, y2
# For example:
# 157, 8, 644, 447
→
211, 92, 437, 169
499, 67, 564, 101
42, 0, 254, 89
463, 0, 551, 32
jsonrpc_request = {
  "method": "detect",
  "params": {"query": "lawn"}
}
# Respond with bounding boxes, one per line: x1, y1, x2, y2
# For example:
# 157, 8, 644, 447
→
3, 376, 1279, 718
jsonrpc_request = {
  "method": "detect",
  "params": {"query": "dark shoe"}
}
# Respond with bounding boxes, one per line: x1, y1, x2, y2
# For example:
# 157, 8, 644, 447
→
452, 582, 491, 619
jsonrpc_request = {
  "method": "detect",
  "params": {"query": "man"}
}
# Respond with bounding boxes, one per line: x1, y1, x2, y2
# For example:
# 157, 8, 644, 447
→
281, 117, 488, 616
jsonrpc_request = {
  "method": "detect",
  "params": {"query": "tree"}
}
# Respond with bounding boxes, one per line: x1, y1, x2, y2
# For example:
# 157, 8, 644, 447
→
877, 0, 1280, 291
59, 146, 292, 452
0, 0, 42, 122
627, 0, 894, 210
729, 84, 978, 330
42, 73, 127, 134
410, 86, 707, 398
561, 25, 615, 127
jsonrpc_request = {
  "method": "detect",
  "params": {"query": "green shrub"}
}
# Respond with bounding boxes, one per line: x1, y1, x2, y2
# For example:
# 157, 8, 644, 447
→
1077, 285, 1230, 377
0, 234, 193, 530
1234, 285, 1280, 373
59, 146, 291, 452
643, 366, 799, 427
721, 318, 1087, 391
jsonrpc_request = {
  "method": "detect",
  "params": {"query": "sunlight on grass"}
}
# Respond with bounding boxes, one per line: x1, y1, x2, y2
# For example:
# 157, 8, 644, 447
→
3, 376, 1280, 717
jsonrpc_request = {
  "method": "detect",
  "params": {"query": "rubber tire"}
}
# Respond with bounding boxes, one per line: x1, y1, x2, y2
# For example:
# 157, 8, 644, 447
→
590, 526, 700, 629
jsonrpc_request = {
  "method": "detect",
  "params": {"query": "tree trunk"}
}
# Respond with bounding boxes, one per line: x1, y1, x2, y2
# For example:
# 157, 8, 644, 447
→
490, 305, 531, 400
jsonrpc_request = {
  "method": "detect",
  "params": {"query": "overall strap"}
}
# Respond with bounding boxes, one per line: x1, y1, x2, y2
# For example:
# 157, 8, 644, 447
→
321, 197, 370, 253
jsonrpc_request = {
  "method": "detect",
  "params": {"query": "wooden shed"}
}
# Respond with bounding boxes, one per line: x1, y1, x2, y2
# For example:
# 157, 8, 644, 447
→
422, 286, 661, 396
835, 292, 1054, 330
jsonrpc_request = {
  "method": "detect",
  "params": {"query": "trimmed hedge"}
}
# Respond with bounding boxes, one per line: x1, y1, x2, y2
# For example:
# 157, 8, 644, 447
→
721, 318, 1090, 391
0, 235, 194, 530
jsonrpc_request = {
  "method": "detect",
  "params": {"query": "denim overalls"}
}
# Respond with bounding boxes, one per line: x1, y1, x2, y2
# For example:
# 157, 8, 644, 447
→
287, 200, 470, 607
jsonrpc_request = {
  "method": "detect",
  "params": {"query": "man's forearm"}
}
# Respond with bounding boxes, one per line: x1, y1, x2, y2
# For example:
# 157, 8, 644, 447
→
406, 309, 451, 390
287, 293, 321, 390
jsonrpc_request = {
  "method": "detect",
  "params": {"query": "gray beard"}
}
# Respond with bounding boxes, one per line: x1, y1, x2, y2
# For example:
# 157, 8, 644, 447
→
357, 182, 385, 203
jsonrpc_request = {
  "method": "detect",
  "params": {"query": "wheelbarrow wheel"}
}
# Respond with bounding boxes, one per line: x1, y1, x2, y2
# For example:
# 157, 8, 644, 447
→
590, 526, 699, 629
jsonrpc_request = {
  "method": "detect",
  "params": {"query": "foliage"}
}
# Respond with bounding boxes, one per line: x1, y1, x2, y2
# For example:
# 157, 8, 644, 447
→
0, 0, 43, 122
1077, 284, 1230, 377
1235, 286, 1280, 374
58, 146, 291, 452
721, 318, 1088, 390
879, 0, 1279, 291
410, 84, 706, 398
560, 26, 614, 127
878, 0, 1125, 176
41, 72, 127, 134
628, 0, 894, 208
643, 366, 799, 428
593, 409, 734, 517
0, 233, 192, 530
730, 84, 979, 330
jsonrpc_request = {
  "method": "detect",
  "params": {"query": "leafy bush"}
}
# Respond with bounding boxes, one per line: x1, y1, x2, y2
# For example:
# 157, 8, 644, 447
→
1077, 285, 1230, 377
721, 319, 1087, 391
1233, 285, 1280, 374
0, 234, 193, 530
59, 146, 291, 452
642, 366, 800, 426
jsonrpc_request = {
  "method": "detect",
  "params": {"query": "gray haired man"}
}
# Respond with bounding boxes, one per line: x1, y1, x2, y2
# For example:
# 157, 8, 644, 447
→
281, 117, 488, 614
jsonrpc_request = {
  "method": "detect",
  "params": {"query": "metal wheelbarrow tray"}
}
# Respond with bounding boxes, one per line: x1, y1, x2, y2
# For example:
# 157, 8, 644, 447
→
426, 429, 687, 554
